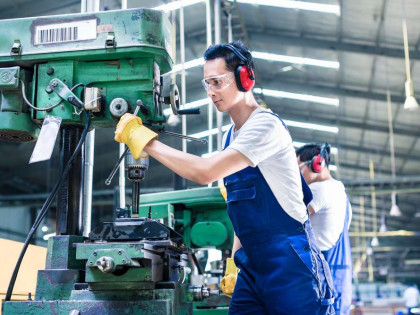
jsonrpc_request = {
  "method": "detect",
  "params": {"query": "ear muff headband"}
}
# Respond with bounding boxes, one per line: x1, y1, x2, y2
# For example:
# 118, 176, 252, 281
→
224, 44, 255, 92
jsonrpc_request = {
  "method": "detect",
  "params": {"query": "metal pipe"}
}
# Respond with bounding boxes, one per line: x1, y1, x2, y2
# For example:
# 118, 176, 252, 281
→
80, 0, 100, 236
82, 131, 94, 236
214, 0, 223, 153
119, 0, 127, 209
206, 0, 214, 187
180, 2, 187, 153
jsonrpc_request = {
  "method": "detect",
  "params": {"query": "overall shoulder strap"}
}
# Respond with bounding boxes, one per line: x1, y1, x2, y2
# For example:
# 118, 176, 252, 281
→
223, 125, 234, 150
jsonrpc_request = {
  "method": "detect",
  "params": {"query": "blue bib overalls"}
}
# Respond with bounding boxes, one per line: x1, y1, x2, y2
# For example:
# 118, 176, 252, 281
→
224, 113, 335, 315
322, 199, 352, 314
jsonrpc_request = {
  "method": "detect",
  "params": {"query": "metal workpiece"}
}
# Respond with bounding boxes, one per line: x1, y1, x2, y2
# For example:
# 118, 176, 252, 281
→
189, 285, 220, 301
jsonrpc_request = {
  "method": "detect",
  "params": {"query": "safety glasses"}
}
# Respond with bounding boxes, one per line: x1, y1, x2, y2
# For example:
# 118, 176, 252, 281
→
202, 72, 235, 91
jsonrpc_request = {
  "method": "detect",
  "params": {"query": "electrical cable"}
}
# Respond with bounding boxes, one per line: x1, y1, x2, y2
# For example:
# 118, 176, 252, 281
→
21, 79, 84, 111
4, 109, 92, 303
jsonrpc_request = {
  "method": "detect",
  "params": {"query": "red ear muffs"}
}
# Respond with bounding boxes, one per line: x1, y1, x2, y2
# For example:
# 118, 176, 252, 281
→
310, 154, 325, 173
235, 65, 255, 92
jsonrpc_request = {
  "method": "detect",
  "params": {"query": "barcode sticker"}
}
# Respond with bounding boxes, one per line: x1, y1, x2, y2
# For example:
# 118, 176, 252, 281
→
34, 19, 97, 45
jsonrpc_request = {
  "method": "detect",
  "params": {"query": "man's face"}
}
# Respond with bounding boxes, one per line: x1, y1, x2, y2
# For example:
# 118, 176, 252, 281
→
297, 156, 313, 184
203, 58, 243, 112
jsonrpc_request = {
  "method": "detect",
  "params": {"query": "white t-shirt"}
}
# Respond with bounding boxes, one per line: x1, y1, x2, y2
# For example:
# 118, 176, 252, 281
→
308, 178, 351, 251
223, 107, 308, 224
404, 286, 419, 307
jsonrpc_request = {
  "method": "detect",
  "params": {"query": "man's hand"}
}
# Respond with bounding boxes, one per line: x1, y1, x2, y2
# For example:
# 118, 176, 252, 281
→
220, 258, 239, 298
114, 113, 158, 159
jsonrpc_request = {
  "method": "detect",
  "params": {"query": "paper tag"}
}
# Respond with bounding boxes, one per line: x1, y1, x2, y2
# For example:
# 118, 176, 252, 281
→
29, 116, 62, 164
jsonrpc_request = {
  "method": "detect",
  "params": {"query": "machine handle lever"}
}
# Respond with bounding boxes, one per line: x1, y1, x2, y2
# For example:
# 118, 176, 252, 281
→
177, 107, 200, 115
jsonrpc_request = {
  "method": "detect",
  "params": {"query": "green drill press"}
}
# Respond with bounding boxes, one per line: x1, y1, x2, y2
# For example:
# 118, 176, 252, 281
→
0, 8, 232, 315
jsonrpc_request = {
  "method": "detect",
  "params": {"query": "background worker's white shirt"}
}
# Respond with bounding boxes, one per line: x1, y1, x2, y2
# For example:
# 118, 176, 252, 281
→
308, 178, 351, 251
404, 286, 420, 308
223, 107, 308, 224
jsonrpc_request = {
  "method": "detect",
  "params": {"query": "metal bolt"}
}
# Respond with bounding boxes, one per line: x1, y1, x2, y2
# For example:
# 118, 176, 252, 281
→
89, 261, 93, 265
46, 67, 54, 75
118, 250, 122, 255
45, 86, 53, 94
122, 259, 126, 263
93, 251, 97, 256
52, 81, 58, 87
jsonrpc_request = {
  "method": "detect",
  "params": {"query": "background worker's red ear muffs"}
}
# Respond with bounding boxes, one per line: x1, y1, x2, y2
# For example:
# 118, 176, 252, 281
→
309, 154, 325, 173
309, 143, 330, 173
225, 44, 255, 92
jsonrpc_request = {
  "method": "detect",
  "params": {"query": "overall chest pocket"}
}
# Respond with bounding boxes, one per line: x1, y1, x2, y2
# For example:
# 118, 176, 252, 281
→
226, 185, 269, 236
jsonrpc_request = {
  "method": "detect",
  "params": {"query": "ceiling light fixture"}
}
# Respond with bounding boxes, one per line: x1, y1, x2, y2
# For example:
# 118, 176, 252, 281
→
401, 0, 419, 110
283, 119, 339, 133
190, 119, 338, 139
252, 51, 339, 69
167, 52, 339, 76
153, 0, 204, 12
231, 0, 340, 16
254, 87, 339, 106
390, 191, 402, 216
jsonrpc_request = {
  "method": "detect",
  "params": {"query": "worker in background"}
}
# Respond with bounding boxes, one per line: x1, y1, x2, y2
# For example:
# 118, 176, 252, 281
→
296, 143, 352, 315
115, 41, 335, 314
403, 284, 419, 314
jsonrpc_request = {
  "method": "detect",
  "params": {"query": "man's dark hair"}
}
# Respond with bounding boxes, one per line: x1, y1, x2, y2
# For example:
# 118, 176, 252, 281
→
296, 143, 331, 166
203, 40, 254, 72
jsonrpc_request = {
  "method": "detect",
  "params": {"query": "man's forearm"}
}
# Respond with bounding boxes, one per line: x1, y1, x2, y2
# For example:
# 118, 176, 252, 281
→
145, 140, 251, 185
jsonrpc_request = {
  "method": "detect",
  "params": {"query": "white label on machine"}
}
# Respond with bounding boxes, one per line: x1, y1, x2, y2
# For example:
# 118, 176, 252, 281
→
29, 116, 62, 164
34, 19, 97, 45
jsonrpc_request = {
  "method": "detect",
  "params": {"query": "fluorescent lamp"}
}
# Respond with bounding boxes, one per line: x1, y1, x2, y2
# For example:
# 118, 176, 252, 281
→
405, 259, 420, 265
283, 119, 339, 133
232, 0, 340, 16
167, 58, 205, 75
163, 98, 209, 116
189, 125, 231, 139
254, 87, 339, 106
190, 119, 337, 139
167, 52, 339, 75
293, 141, 338, 154
329, 164, 337, 172
153, 0, 204, 12
253, 51, 339, 69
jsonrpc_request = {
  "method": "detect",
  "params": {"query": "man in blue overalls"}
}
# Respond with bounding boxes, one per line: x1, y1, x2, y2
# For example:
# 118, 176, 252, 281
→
115, 41, 335, 314
297, 143, 352, 314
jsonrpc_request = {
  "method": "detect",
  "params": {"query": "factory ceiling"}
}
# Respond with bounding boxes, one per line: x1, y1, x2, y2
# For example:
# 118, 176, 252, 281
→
1, 0, 420, 284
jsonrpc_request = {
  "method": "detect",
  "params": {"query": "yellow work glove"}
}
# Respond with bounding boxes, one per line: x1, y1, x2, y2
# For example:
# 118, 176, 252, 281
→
220, 258, 239, 298
114, 113, 158, 159
219, 183, 227, 202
